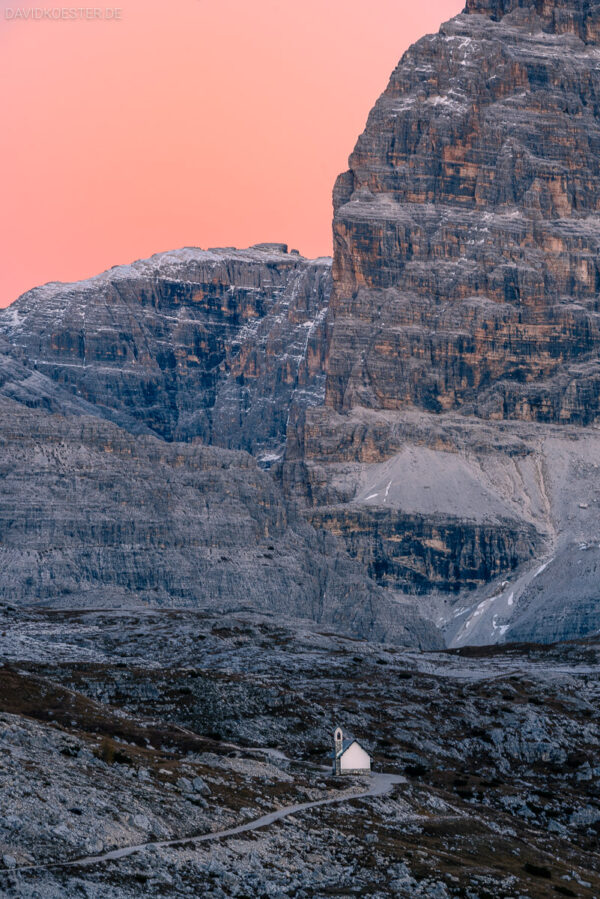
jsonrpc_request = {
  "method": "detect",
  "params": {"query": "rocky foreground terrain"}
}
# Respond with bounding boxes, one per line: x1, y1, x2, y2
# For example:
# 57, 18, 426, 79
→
0, 602, 598, 897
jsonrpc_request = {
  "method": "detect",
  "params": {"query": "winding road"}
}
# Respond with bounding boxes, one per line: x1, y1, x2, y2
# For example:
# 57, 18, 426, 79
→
10, 772, 405, 875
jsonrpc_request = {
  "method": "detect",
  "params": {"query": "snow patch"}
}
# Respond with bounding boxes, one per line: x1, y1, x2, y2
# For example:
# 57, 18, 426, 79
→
0, 306, 24, 331
533, 559, 554, 578
429, 95, 467, 110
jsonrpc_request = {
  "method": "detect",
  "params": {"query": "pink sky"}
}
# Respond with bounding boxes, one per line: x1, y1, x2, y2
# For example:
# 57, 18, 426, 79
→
0, 0, 462, 306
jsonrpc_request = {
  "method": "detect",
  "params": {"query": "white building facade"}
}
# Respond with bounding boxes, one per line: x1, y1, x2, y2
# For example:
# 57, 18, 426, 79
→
333, 727, 371, 775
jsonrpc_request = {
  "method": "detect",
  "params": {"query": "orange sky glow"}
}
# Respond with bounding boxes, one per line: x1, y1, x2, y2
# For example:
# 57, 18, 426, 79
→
0, 0, 462, 306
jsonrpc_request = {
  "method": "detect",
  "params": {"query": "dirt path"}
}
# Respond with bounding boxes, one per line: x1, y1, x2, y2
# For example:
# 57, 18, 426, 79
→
12, 772, 405, 874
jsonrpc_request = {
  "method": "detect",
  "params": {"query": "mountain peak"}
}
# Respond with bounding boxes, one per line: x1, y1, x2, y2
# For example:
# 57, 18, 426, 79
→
464, 0, 600, 42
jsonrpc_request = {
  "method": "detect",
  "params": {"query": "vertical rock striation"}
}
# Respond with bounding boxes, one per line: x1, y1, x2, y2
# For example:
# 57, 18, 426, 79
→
283, 0, 600, 642
328, 0, 600, 422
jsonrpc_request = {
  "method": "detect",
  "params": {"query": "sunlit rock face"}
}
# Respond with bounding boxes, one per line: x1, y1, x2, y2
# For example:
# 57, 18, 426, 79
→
281, 0, 600, 643
327, 0, 600, 422
465, 0, 600, 43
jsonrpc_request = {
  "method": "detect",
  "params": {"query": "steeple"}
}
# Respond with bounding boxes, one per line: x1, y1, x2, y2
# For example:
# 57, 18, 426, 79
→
334, 726, 343, 757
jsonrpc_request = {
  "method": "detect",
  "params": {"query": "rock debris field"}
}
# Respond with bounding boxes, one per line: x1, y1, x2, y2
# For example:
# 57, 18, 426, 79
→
0, 603, 597, 897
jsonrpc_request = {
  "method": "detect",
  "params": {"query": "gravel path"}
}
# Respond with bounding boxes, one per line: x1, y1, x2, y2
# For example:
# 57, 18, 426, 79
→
13, 772, 405, 874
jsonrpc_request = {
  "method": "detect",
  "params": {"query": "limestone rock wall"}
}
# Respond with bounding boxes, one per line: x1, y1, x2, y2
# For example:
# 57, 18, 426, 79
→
0, 247, 331, 457
327, 1, 600, 422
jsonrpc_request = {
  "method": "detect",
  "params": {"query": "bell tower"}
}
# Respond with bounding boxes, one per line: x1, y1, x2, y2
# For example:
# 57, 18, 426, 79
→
334, 726, 343, 773
334, 727, 343, 752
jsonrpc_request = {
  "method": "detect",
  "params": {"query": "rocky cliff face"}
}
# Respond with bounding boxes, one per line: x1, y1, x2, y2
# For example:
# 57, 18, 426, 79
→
328, 0, 600, 422
0, 246, 330, 459
465, 0, 600, 41
2, 1, 600, 647
0, 248, 438, 651
284, 0, 600, 643
0, 395, 440, 649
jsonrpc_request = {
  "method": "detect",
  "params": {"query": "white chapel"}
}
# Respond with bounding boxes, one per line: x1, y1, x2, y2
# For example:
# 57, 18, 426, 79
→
332, 726, 371, 775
